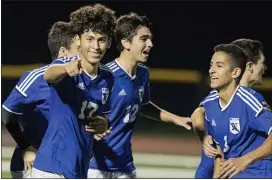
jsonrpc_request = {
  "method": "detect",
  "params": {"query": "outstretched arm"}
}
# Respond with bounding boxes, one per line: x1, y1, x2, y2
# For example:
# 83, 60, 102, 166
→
218, 133, 272, 179
139, 101, 192, 130
44, 59, 82, 83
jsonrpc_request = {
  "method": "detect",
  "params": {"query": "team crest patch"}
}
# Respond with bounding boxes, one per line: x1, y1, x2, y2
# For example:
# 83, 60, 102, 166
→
139, 86, 144, 102
229, 118, 240, 134
102, 88, 109, 104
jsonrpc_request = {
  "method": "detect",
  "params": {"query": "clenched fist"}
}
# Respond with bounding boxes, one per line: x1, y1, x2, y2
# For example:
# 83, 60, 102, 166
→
85, 115, 109, 134
64, 59, 83, 77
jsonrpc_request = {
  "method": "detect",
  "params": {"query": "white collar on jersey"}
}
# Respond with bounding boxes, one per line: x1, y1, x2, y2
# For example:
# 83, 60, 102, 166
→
115, 59, 137, 80
219, 85, 240, 111
83, 68, 98, 80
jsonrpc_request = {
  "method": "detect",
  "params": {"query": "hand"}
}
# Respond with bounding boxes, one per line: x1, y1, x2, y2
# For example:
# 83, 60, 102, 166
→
85, 115, 109, 134
262, 101, 271, 111
172, 116, 192, 130
217, 157, 250, 179
94, 127, 112, 141
64, 59, 83, 77
203, 135, 218, 157
22, 146, 37, 173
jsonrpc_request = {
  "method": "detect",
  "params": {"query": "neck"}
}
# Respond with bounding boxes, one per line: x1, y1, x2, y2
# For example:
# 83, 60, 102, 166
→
218, 82, 238, 107
80, 54, 99, 76
117, 51, 138, 76
239, 73, 251, 88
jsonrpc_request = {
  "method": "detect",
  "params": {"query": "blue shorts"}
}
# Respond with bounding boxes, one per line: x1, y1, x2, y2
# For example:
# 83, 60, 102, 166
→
195, 150, 214, 178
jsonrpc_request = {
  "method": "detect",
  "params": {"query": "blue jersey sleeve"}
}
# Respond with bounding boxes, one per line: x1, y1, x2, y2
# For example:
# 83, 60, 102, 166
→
251, 109, 272, 135
199, 90, 218, 107
3, 69, 48, 115
50, 56, 79, 66
141, 67, 150, 105
239, 87, 272, 135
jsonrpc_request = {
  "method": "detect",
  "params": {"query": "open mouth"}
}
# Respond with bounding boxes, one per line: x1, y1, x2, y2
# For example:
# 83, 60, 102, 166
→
142, 50, 150, 56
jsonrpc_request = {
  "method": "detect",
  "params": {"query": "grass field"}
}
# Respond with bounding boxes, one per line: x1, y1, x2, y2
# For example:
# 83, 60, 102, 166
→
1, 146, 199, 178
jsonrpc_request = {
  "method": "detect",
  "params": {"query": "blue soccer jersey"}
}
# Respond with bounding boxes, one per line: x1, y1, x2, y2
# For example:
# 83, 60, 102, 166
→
89, 60, 150, 172
2, 57, 77, 172
201, 85, 272, 178
33, 58, 114, 178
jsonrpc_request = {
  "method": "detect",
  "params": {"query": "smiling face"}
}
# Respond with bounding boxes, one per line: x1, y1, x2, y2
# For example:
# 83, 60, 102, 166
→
79, 29, 111, 65
126, 26, 153, 63
209, 51, 242, 90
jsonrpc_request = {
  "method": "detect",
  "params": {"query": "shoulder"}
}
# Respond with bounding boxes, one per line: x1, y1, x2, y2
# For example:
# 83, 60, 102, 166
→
15, 65, 49, 97
236, 86, 264, 116
199, 89, 219, 106
137, 63, 149, 75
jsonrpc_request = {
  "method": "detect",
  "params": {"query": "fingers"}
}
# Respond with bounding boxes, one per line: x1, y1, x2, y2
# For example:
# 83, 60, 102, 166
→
94, 135, 103, 141
220, 165, 236, 179
85, 125, 96, 133
203, 140, 217, 157
207, 135, 213, 144
24, 162, 27, 172
228, 169, 239, 179
218, 160, 232, 178
66, 60, 83, 77
24, 162, 32, 174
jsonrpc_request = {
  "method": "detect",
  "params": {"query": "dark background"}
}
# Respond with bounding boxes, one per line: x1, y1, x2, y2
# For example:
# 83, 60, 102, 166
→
2, 1, 272, 136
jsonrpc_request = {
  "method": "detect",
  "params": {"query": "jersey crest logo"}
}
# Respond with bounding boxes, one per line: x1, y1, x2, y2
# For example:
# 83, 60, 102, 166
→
102, 88, 109, 104
229, 118, 240, 134
139, 86, 144, 102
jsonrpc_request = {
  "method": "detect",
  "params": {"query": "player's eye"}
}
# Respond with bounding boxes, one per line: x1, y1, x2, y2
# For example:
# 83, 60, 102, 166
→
87, 37, 94, 41
99, 38, 106, 43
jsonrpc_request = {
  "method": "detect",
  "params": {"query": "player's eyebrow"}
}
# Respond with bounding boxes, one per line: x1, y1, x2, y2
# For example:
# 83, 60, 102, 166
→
216, 61, 224, 65
139, 35, 152, 39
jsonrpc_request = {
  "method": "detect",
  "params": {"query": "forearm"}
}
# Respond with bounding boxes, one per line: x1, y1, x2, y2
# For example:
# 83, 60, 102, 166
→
139, 101, 175, 123
191, 107, 206, 142
242, 134, 272, 164
2, 108, 30, 149
213, 145, 223, 178
44, 64, 67, 83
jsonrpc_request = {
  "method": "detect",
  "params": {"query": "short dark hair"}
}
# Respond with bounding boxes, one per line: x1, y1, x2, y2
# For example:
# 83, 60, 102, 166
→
69, 4, 116, 38
214, 44, 247, 82
231, 38, 263, 64
48, 21, 75, 60
115, 12, 152, 51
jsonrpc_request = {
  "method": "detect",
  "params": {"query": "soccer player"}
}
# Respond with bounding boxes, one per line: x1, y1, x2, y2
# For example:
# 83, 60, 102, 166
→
192, 39, 270, 178
32, 4, 116, 178
201, 43, 272, 178
87, 12, 192, 178
1, 21, 80, 178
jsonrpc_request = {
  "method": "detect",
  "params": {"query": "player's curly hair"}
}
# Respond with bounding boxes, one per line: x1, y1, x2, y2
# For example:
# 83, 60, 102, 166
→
231, 38, 263, 64
69, 4, 116, 38
214, 44, 247, 83
116, 12, 152, 52
48, 21, 75, 60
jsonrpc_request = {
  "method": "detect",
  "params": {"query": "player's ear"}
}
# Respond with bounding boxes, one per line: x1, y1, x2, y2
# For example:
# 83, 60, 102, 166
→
75, 34, 80, 46
58, 47, 67, 58
121, 38, 131, 50
246, 61, 254, 73
107, 38, 112, 49
232, 67, 242, 79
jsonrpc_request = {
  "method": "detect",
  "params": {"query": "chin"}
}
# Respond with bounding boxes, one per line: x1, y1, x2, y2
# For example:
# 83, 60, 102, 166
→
87, 57, 100, 64
139, 58, 147, 63
210, 83, 220, 90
